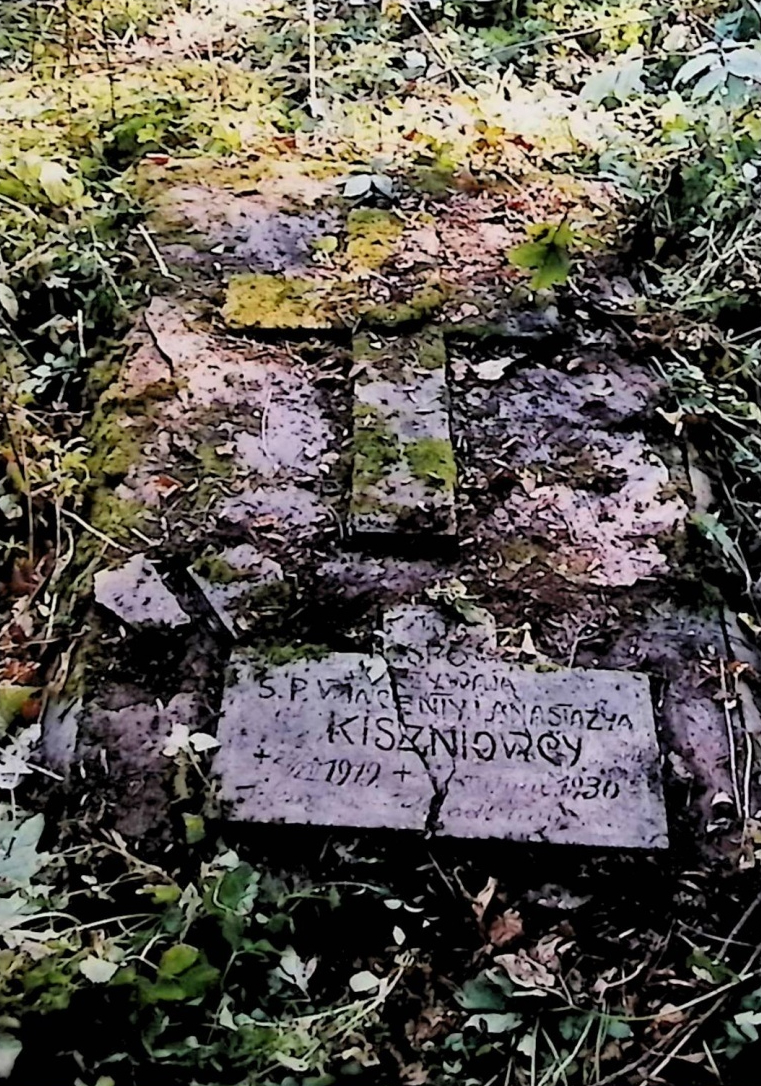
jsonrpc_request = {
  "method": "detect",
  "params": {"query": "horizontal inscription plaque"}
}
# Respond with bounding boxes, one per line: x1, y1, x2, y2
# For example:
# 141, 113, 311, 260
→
213, 609, 668, 848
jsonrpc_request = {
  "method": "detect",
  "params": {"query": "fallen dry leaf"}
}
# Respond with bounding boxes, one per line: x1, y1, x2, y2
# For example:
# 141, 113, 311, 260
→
488, 908, 524, 948
471, 876, 497, 923
494, 948, 556, 990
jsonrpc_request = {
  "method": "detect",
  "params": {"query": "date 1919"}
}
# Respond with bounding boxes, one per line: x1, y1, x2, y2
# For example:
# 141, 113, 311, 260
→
289, 758, 381, 787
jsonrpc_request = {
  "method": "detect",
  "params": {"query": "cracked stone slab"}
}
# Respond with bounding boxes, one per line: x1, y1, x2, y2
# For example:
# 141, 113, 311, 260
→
213, 609, 668, 848
349, 331, 457, 541
93, 554, 190, 629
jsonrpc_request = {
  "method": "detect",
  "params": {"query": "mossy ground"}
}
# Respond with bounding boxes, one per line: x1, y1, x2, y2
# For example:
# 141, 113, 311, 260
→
223, 274, 346, 331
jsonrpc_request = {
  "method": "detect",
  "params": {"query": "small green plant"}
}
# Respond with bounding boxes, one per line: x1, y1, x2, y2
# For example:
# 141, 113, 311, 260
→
508, 221, 578, 291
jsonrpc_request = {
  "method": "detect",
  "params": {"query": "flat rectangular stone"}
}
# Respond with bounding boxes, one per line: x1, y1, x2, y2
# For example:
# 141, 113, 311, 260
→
213, 625, 668, 848
394, 661, 668, 848
348, 331, 457, 540
213, 651, 431, 830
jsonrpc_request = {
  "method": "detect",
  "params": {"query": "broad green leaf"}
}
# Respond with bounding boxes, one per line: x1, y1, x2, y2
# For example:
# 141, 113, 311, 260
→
727, 47, 761, 81
674, 51, 718, 86
158, 944, 199, 978
508, 223, 573, 291
693, 67, 728, 98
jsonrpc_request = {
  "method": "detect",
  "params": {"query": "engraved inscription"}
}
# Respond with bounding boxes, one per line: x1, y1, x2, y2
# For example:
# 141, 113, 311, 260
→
212, 623, 669, 848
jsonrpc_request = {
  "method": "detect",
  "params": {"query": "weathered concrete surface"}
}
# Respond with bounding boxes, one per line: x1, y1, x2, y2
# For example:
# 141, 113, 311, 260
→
213, 607, 668, 848
349, 331, 457, 541
87, 295, 343, 557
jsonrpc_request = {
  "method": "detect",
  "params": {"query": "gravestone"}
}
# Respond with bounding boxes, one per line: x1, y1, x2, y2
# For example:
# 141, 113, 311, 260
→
212, 606, 669, 848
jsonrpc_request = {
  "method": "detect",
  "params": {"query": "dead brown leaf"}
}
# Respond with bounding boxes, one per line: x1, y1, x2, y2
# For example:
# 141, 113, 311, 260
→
494, 948, 556, 990
488, 908, 524, 948
471, 876, 497, 924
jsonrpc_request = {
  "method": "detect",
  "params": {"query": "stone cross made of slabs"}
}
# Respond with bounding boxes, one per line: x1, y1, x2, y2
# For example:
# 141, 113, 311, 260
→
212, 605, 669, 849
220, 248, 495, 546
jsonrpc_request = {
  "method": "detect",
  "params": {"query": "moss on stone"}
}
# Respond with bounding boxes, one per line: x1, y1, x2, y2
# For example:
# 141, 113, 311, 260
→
243, 641, 333, 668
192, 552, 239, 584
352, 404, 401, 489
418, 329, 446, 370
84, 490, 148, 556
222, 273, 343, 330
406, 437, 457, 490
362, 283, 448, 328
345, 209, 403, 270
410, 164, 456, 195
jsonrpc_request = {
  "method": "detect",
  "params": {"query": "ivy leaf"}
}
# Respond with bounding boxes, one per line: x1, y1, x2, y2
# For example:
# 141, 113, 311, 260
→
508, 222, 574, 291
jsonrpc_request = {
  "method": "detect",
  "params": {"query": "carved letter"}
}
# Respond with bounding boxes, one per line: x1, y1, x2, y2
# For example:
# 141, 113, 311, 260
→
473, 730, 497, 762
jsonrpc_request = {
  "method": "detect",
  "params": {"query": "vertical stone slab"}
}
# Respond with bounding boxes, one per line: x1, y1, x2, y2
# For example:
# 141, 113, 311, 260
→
349, 331, 457, 542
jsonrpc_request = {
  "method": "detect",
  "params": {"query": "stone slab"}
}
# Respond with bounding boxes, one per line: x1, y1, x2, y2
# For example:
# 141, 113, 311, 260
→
213, 609, 668, 848
213, 651, 433, 830
348, 331, 457, 540
93, 554, 190, 629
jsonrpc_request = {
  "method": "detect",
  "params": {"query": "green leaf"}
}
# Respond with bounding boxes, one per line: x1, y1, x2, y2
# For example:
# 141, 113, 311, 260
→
158, 944, 199, 978
0, 1034, 22, 1080
464, 1012, 523, 1033
0, 812, 48, 889
606, 1018, 633, 1040
455, 972, 512, 1011
674, 51, 718, 86
726, 47, 761, 82
508, 223, 573, 291
0, 284, 18, 321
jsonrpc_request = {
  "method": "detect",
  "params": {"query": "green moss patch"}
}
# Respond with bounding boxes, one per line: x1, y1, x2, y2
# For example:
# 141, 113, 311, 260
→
406, 437, 457, 490
222, 273, 346, 330
345, 209, 403, 271
352, 404, 401, 490
361, 284, 448, 328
